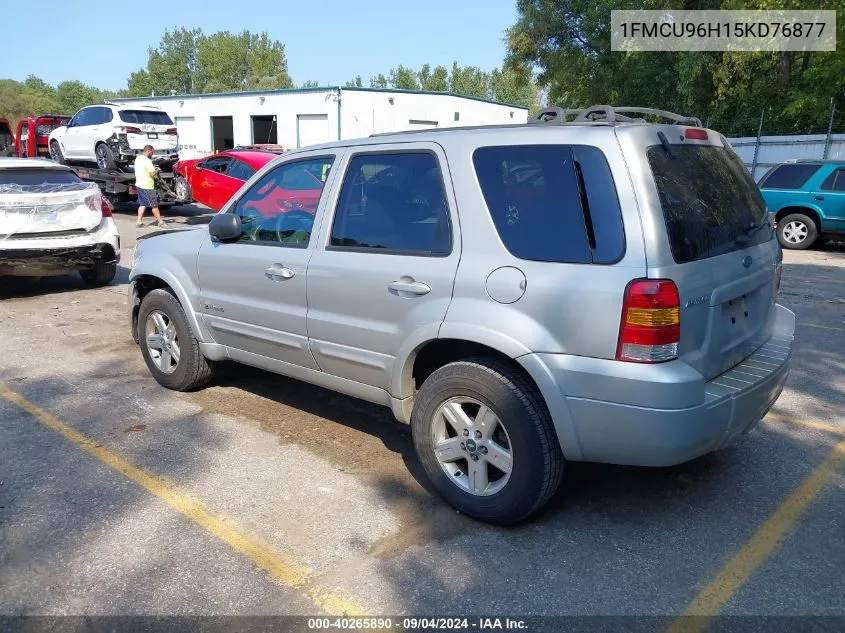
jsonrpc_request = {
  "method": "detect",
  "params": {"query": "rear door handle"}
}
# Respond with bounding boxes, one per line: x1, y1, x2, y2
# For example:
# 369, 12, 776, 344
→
265, 264, 295, 281
388, 279, 431, 296
815, 196, 825, 200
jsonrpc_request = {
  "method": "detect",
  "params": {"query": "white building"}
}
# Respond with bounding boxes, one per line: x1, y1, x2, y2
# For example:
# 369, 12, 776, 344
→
112, 87, 529, 160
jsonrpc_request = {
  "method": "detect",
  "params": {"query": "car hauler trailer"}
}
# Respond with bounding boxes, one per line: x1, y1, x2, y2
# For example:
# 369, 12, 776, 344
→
70, 164, 181, 208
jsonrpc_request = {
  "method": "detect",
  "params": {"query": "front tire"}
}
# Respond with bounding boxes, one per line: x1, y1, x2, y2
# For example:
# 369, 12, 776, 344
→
95, 143, 116, 170
49, 140, 66, 164
777, 213, 818, 250
137, 289, 213, 391
411, 357, 564, 525
79, 261, 117, 287
174, 175, 192, 202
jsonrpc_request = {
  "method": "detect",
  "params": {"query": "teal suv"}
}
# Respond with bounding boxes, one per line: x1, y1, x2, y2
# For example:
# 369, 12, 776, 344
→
760, 160, 845, 249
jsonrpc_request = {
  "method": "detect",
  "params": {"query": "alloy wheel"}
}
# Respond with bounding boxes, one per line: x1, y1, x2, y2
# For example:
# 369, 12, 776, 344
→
431, 396, 513, 496
145, 310, 180, 374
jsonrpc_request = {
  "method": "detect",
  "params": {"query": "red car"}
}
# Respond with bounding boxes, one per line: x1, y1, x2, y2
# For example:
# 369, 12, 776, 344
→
174, 150, 278, 211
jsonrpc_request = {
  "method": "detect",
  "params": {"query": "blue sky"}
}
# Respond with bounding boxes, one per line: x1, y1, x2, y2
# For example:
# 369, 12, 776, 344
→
1, 0, 518, 91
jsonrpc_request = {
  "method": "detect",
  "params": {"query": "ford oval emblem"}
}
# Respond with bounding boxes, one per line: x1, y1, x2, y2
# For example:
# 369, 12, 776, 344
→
742, 255, 753, 268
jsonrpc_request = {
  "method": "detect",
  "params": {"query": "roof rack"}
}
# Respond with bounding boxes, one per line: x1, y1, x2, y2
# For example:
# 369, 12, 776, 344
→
530, 105, 702, 127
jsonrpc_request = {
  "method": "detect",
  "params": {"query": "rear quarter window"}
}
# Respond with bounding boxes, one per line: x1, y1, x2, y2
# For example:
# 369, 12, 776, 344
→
759, 163, 820, 190
472, 145, 625, 264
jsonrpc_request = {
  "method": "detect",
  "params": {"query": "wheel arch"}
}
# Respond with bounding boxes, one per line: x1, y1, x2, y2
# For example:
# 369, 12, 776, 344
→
130, 268, 210, 345
775, 205, 823, 226
393, 330, 581, 460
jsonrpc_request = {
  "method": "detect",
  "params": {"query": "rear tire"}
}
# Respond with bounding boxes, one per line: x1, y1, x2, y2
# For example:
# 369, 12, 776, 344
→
95, 143, 117, 170
777, 213, 817, 250
138, 288, 212, 391
49, 140, 66, 165
79, 261, 117, 287
411, 356, 564, 525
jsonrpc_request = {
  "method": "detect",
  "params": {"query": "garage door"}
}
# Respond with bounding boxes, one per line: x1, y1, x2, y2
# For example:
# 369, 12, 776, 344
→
297, 114, 330, 148
174, 116, 203, 159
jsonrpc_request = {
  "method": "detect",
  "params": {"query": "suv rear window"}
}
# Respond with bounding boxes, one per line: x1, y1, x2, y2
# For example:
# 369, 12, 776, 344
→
0, 169, 82, 186
759, 163, 820, 190
119, 110, 174, 125
647, 145, 770, 264
473, 145, 625, 264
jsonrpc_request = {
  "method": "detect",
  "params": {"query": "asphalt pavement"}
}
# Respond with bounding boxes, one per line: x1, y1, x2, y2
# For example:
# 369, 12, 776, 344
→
1, 206, 843, 625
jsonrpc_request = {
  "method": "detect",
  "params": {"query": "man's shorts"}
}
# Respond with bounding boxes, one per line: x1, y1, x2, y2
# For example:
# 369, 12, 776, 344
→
137, 188, 159, 207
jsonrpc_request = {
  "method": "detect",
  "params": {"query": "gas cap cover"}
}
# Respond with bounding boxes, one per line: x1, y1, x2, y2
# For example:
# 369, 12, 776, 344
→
485, 266, 527, 304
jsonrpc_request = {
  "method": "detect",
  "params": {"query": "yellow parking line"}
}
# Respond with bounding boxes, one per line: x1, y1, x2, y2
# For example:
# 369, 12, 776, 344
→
800, 322, 845, 332
666, 439, 845, 633
0, 382, 364, 617
765, 411, 845, 437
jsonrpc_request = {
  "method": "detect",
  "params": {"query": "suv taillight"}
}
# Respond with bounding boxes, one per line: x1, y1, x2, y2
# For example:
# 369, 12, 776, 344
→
101, 197, 113, 218
123, 126, 142, 135
165, 127, 177, 135
617, 279, 680, 363
775, 247, 783, 290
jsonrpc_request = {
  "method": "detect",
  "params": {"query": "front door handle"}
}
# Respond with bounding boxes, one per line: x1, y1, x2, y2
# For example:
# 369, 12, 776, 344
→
815, 196, 825, 200
265, 264, 295, 281
388, 279, 431, 296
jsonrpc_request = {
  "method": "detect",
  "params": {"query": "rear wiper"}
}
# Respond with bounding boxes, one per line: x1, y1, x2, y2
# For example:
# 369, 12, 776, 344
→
735, 219, 768, 244
657, 131, 676, 159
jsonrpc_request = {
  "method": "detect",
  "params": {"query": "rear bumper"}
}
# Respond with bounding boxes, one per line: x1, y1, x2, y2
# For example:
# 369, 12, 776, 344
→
0, 219, 120, 276
520, 303, 796, 466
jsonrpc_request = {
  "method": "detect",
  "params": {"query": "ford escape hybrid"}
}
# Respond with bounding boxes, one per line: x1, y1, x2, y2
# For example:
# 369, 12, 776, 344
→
129, 106, 795, 525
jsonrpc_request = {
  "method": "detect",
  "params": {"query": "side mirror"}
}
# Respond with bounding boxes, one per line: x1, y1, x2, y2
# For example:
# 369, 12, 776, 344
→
208, 213, 241, 242
195, 162, 204, 171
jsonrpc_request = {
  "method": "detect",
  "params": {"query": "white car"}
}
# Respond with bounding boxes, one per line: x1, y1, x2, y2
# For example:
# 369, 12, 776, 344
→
48, 103, 179, 170
0, 158, 120, 285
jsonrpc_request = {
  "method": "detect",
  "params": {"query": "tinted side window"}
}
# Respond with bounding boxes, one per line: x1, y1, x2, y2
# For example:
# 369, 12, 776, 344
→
101, 107, 114, 123
759, 164, 820, 190
330, 152, 451, 255
232, 156, 334, 247
74, 109, 93, 126
202, 156, 233, 173
227, 159, 256, 181
473, 145, 624, 264
821, 169, 845, 192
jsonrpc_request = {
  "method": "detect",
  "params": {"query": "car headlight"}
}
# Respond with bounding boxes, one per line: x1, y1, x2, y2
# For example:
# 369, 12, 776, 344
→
132, 242, 142, 267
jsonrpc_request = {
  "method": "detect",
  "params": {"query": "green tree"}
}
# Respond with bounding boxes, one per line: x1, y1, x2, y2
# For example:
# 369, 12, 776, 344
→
389, 65, 419, 90
56, 81, 97, 113
345, 76, 363, 87
490, 64, 539, 110
197, 31, 250, 91
300, 80, 320, 88
246, 32, 292, 89
449, 62, 490, 99
127, 69, 155, 96
507, 0, 845, 135
421, 65, 449, 92
370, 74, 389, 88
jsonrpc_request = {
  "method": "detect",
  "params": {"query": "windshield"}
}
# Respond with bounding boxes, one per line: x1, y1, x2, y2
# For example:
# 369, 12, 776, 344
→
119, 110, 174, 125
647, 145, 771, 263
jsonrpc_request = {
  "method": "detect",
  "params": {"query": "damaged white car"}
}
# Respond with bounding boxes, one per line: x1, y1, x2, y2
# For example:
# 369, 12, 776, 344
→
0, 158, 120, 285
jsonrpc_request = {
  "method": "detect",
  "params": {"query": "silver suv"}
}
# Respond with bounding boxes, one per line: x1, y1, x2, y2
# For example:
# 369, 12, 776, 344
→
129, 106, 795, 525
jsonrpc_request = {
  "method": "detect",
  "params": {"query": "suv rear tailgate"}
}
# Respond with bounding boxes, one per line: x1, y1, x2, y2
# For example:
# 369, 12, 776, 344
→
617, 125, 781, 381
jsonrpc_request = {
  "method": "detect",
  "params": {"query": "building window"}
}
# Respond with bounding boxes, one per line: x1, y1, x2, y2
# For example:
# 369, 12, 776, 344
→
454, 112, 460, 121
